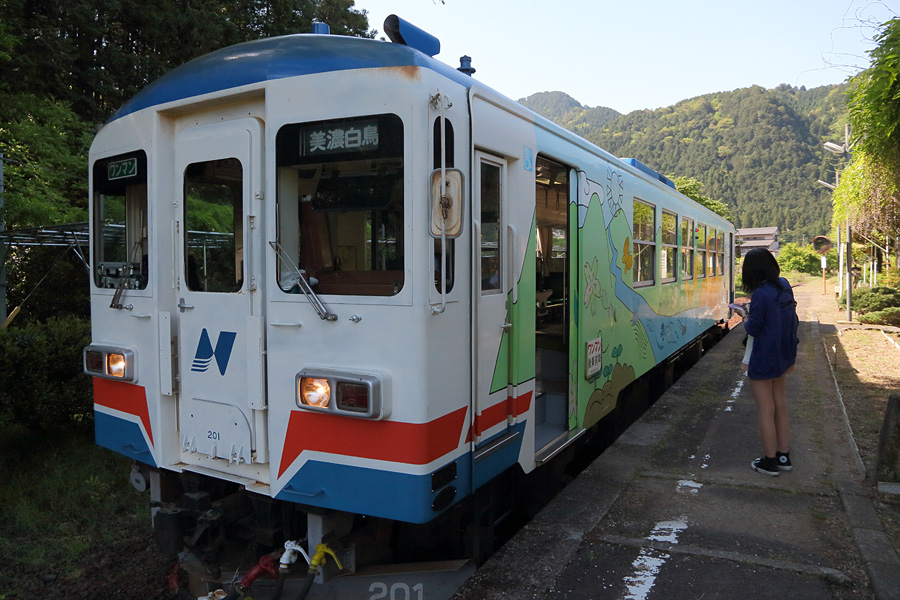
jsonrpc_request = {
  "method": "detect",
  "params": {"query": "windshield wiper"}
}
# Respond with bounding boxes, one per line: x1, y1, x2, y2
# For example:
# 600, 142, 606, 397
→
268, 240, 337, 321
110, 241, 142, 310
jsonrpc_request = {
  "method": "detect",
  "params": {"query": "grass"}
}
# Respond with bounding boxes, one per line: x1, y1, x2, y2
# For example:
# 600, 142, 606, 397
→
0, 421, 151, 594
814, 280, 900, 555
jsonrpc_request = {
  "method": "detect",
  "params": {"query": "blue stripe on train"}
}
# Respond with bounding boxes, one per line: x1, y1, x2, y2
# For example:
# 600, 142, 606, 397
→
95, 412, 157, 467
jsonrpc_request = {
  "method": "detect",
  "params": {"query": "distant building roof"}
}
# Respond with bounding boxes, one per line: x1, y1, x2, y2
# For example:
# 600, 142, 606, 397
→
738, 239, 778, 249
737, 227, 779, 236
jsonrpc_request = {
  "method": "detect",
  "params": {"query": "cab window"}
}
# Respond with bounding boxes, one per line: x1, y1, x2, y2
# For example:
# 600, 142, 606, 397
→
275, 114, 404, 296
92, 150, 149, 290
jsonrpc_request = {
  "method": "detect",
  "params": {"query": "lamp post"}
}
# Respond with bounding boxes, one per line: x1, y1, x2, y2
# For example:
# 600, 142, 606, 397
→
823, 125, 852, 321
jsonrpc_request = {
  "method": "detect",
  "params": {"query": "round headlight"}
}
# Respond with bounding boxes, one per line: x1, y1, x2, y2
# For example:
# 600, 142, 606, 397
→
299, 378, 331, 407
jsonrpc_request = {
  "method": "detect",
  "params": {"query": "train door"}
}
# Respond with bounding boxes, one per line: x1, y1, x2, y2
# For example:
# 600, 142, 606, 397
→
473, 151, 512, 447
533, 157, 570, 454
174, 119, 267, 469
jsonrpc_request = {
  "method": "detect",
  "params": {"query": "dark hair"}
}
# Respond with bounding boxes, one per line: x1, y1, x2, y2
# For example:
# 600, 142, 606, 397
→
741, 248, 782, 293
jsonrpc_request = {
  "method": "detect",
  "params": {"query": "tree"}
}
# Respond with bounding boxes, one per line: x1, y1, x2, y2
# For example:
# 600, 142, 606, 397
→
831, 150, 900, 239
837, 18, 900, 241
0, 0, 373, 228
0, 95, 91, 229
0, 0, 374, 124
672, 175, 732, 220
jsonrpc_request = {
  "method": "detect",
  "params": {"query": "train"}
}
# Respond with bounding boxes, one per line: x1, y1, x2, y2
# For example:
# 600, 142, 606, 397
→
83, 15, 734, 600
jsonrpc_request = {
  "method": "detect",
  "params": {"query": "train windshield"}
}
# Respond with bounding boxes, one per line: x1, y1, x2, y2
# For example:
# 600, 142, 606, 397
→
275, 114, 404, 296
91, 150, 149, 290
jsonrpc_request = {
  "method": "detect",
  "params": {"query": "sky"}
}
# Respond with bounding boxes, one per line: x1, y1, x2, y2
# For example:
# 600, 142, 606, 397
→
354, 0, 899, 114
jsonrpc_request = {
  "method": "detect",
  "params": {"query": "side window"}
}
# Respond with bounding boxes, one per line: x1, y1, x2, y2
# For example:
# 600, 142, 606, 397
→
184, 158, 244, 292
680, 216, 693, 280
661, 210, 677, 283
708, 227, 717, 276
717, 230, 725, 276
92, 150, 149, 290
433, 117, 455, 294
480, 160, 502, 293
632, 199, 655, 287
696, 224, 707, 278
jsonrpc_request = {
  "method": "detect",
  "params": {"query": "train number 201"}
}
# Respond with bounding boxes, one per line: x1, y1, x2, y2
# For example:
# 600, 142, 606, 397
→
208, 431, 220, 440
368, 582, 424, 600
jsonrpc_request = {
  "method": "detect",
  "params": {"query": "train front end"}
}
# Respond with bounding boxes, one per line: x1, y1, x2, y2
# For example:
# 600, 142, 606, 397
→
84, 23, 482, 596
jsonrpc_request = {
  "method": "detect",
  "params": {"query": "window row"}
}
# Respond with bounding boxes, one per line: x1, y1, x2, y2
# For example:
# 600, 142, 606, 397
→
632, 199, 727, 288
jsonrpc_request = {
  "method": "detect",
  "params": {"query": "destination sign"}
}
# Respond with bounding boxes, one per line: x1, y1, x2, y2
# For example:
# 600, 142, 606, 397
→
586, 336, 603, 378
107, 157, 138, 180
301, 119, 379, 156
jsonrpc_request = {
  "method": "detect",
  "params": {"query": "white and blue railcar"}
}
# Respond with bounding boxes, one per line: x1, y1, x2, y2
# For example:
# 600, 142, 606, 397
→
84, 16, 733, 598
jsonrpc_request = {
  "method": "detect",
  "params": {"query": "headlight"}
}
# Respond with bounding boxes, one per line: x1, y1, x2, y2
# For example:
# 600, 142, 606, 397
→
299, 377, 331, 407
83, 345, 136, 382
107, 353, 127, 378
295, 369, 384, 419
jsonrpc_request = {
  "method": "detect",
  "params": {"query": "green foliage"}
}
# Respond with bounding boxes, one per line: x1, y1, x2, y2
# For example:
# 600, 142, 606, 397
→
776, 242, 831, 276
526, 84, 848, 244
672, 175, 732, 220
0, 316, 93, 430
848, 18, 900, 170
831, 149, 900, 238
838, 285, 900, 314
0, 94, 91, 229
840, 18, 900, 239
519, 92, 621, 137
857, 306, 900, 326
882, 266, 900, 288
0, 0, 374, 124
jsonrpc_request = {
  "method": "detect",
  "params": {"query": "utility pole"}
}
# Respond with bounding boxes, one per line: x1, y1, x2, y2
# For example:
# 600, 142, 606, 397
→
823, 127, 853, 321
1, 150, 6, 324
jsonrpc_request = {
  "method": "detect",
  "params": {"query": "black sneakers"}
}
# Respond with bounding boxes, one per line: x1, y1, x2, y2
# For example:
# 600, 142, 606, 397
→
776, 451, 792, 471
751, 456, 780, 476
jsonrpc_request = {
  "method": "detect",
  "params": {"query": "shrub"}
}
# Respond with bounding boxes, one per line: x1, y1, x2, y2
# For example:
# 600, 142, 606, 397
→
0, 316, 93, 430
776, 243, 830, 277
882, 266, 900, 288
858, 306, 900, 327
838, 286, 900, 314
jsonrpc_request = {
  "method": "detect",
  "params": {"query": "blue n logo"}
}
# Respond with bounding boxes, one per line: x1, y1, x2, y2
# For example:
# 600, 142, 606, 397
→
191, 329, 237, 375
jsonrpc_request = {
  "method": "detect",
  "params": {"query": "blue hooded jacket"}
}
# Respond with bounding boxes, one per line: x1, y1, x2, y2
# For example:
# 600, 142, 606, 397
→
744, 277, 799, 380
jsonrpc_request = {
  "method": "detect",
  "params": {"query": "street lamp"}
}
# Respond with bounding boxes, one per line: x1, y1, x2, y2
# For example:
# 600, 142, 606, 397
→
822, 124, 852, 321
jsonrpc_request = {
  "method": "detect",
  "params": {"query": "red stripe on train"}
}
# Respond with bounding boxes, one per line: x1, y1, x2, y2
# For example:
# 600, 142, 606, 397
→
93, 378, 154, 447
466, 390, 533, 442
278, 406, 469, 478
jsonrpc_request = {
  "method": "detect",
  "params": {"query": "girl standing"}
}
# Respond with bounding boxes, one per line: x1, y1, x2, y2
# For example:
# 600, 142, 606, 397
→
741, 248, 800, 477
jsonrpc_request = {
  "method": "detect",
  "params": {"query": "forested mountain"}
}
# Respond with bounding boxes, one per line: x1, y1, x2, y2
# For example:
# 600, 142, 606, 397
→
521, 85, 850, 244
519, 92, 621, 136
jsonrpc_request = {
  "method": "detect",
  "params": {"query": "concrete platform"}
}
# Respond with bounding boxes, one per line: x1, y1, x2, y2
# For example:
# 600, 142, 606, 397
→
453, 284, 900, 600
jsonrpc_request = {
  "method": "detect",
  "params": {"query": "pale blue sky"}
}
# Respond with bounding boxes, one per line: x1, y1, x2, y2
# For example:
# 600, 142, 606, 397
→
355, 0, 898, 114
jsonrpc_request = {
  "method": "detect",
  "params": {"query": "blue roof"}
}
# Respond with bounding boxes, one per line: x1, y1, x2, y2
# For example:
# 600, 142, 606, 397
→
109, 34, 475, 122
621, 157, 675, 189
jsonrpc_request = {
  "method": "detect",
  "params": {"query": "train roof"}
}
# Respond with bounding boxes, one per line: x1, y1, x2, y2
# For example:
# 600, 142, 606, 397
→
109, 34, 475, 122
